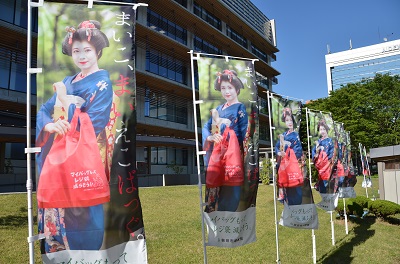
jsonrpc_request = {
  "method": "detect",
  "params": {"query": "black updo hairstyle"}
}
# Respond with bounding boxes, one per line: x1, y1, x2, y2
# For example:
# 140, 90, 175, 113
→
61, 20, 109, 59
214, 69, 244, 95
317, 118, 330, 132
281, 107, 297, 127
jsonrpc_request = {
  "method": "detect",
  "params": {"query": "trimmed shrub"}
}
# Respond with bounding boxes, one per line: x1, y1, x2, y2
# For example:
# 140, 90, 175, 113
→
259, 158, 272, 185
335, 199, 347, 217
352, 196, 371, 209
348, 202, 364, 217
335, 196, 372, 217
368, 200, 400, 218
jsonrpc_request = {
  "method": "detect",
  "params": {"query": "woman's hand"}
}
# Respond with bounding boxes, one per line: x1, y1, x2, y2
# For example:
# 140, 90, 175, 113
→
44, 119, 70, 136
207, 133, 223, 144
278, 151, 285, 157
53, 82, 67, 103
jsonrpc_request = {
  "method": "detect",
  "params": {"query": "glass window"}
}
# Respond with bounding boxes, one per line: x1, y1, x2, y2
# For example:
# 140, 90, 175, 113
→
151, 147, 158, 164
175, 149, 183, 165
0, 0, 14, 24
182, 149, 188, 166
167, 148, 175, 165
5, 142, 26, 159
227, 26, 247, 48
15, 0, 28, 29
158, 147, 167, 164
147, 9, 187, 45
193, 2, 221, 30
10, 62, 26, 92
173, 0, 187, 7
142, 86, 188, 125
0, 58, 10, 89
194, 36, 222, 55
145, 49, 187, 85
331, 54, 400, 90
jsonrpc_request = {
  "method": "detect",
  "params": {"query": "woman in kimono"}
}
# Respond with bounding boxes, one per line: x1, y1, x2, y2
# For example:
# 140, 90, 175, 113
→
312, 118, 334, 193
36, 20, 113, 252
203, 69, 248, 212
275, 108, 304, 205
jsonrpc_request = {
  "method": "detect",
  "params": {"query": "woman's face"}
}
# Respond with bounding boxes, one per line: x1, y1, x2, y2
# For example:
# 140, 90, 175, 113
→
285, 115, 293, 130
71, 40, 99, 73
220, 80, 238, 103
319, 125, 328, 138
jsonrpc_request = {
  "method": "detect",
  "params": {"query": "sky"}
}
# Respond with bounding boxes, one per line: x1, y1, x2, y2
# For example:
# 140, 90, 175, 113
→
251, 0, 400, 102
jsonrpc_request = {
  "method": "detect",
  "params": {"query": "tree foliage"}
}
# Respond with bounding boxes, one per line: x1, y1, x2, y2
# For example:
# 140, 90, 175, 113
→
306, 74, 400, 151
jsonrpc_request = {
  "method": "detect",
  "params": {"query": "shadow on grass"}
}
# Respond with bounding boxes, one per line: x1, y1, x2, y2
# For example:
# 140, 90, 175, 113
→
0, 206, 37, 227
318, 216, 376, 264
384, 216, 400, 225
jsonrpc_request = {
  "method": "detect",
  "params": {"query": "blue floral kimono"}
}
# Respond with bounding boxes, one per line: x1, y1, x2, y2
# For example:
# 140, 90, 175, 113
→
312, 137, 334, 193
312, 137, 334, 161
275, 130, 304, 205
202, 103, 248, 212
36, 70, 112, 252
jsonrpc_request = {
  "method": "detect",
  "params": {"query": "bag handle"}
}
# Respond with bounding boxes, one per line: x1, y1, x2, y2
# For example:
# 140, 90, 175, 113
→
68, 108, 81, 135
78, 110, 97, 143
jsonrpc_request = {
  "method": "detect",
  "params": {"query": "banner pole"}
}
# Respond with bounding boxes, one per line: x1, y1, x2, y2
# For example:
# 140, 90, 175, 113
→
359, 143, 369, 198
26, 1, 35, 263
330, 211, 335, 245
267, 91, 280, 264
305, 108, 317, 264
364, 146, 374, 199
343, 198, 348, 234
189, 50, 208, 264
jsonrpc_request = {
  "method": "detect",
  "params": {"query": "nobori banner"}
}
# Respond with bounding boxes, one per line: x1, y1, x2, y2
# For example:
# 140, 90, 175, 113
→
197, 55, 259, 247
35, 2, 147, 263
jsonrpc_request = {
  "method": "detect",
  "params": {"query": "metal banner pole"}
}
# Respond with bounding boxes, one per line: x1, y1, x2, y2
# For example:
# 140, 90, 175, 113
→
305, 108, 317, 264
26, 1, 44, 263
359, 143, 369, 198
343, 198, 349, 234
330, 211, 335, 245
189, 50, 208, 264
267, 91, 280, 264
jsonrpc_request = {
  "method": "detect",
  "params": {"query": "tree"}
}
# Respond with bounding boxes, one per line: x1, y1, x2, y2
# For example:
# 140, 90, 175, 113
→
306, 74, 400, 151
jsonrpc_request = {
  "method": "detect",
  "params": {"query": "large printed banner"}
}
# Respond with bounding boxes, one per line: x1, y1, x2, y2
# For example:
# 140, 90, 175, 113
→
339, 131, 357, 198
308, 110, 338, 211
360, 143, 372, 188
270, 95, 318, 229
35, 3, 147, 263
197, 56, 259, 247
333, 121, 346, 182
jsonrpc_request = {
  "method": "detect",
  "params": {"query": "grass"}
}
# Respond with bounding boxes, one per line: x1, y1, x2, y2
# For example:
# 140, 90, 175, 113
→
1, 176, 399, 263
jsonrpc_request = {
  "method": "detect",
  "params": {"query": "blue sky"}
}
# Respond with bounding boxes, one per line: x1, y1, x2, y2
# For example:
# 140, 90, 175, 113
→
251, 0, 400, 102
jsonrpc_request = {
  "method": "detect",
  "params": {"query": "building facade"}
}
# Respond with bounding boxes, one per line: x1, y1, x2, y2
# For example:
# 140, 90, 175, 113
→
325, 38, 400, 93
0, 0, 279, 191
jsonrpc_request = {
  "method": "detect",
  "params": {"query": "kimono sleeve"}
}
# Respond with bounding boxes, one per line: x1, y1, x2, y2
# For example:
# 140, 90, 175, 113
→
36, 94, 57, 147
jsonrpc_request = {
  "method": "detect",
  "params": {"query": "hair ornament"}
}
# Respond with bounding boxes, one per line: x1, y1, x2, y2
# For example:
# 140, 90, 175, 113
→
65, 26, 76, 45
216, 69, 234, 84
283, 107, 292, 116
79, 20, 97, 42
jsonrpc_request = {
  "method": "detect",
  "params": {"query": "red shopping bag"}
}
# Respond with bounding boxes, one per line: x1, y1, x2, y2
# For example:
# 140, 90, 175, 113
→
277, 148, 304, 188
206, 140, 224, 188
314, 150, 331, 180
206, 127, 244, 188
334, 160, 345, 178
37, 109, 110, 208
222, 128, 244, 186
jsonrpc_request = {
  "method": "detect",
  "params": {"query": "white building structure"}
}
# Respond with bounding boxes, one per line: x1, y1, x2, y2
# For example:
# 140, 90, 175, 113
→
325, 39, 400, 93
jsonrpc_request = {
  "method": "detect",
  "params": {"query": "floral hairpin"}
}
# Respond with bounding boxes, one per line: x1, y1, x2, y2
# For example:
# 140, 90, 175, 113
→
283, 107, 292, 117
79, 20, 97, 42
216, 69, 234, 83
65, 26, 76, 45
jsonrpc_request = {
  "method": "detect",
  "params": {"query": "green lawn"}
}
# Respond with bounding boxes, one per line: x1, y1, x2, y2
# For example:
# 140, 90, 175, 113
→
1, 176, 399, 263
